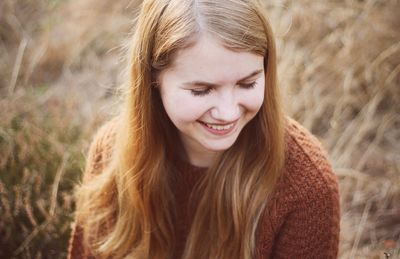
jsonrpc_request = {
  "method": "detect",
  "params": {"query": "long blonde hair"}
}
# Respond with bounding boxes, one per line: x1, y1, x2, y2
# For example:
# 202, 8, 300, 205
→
76, 0, 285, 258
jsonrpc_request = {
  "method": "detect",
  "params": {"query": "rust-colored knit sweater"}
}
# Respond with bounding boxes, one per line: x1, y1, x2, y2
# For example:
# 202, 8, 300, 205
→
68, 118, 340, 259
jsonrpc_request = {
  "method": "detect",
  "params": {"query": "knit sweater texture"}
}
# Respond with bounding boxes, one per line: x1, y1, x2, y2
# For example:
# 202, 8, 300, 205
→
68, 118, 340, 259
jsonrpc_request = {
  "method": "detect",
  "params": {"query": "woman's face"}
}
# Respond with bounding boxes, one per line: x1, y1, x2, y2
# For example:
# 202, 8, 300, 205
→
157, 34, 265, 166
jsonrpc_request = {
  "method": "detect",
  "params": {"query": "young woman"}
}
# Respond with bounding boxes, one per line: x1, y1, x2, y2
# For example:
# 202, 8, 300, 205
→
68, 0, 340, 258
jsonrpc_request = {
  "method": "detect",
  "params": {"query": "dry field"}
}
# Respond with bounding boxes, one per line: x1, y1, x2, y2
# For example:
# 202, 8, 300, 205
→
0, 0, 399, 258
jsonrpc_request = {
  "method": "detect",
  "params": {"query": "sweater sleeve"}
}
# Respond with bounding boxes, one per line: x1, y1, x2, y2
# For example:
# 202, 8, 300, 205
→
67, 120, 117, 259
271, 167, 340, 259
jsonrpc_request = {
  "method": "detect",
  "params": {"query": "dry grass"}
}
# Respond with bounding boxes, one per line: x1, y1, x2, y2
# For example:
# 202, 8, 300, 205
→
0, 0, 399, 258
0, 87, 102, 258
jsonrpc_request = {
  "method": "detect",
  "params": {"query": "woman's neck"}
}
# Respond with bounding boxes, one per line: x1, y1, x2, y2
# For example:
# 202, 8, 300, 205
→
180, 138, 220, 168
186, 151, 216, 167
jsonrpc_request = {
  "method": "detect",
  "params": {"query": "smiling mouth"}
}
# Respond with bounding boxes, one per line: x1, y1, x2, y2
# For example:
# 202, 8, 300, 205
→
198, 121, 236, 131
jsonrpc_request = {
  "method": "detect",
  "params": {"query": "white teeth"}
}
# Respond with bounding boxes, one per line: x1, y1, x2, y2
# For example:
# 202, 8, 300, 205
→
205, 122, 234, 131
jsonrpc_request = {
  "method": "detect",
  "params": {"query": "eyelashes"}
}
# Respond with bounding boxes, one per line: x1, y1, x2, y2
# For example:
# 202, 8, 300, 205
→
190, 88, 212, 96
240, 82, 257, 89
190, 82, 257, 97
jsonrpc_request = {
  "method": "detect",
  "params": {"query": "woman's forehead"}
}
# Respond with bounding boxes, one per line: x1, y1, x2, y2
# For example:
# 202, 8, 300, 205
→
165, 34, 264, 84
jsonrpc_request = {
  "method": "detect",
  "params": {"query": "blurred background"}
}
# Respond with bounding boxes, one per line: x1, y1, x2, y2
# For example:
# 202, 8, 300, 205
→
0, 0, 399, 258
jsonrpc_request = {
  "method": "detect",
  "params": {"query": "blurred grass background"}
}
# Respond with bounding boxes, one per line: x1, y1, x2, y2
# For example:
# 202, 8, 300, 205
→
0, 0, 399, 258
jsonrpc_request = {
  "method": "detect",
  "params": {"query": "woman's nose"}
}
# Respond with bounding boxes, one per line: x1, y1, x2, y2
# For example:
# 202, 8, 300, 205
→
210, 90, 240, 122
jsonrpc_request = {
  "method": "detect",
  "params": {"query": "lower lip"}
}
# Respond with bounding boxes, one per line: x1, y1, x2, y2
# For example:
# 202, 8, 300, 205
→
198, 121, 236, 136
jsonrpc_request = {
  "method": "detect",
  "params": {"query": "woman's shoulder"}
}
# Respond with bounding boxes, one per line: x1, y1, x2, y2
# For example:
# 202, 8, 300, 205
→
82, 117, 119, 181
257, 118, 340, 258
280, 117, 339, 202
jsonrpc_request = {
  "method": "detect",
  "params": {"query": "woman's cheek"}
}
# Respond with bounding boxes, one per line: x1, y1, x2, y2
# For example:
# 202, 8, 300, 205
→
163, 91, 208, 122
243, 86, 265, 112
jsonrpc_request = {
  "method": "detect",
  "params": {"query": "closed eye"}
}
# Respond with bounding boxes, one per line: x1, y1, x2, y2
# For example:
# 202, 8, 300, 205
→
190, 82, 256, 96
190, 88, 212, 96
239, 82, 257, 89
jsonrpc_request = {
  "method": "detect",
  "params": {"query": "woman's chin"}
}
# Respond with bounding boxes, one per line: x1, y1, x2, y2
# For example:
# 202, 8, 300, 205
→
200, 140, 236, 153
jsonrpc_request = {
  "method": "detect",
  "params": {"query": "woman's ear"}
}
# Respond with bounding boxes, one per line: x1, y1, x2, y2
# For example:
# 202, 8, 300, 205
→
151, 70, 161, 90
152, 80, 160, 90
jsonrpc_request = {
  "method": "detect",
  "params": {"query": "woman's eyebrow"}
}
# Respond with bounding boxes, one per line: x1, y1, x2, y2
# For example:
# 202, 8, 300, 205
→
183, 69, 263, 87
237, 69, 264, 83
